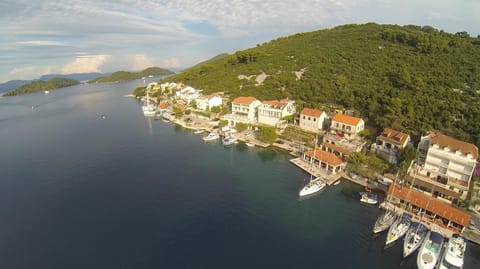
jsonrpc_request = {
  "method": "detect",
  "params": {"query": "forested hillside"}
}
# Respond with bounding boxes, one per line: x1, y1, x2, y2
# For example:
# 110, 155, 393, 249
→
161, 23, 480, 146
3, 78, 79, 96
89, 67, 174, 83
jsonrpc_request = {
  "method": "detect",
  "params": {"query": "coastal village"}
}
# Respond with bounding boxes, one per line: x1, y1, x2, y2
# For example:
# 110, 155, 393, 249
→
138, 79, 480, 250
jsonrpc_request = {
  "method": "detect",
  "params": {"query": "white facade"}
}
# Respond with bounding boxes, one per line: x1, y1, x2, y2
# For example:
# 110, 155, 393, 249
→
175, 86, 200, 104
415, 131, 478, 201
257, 99, 296, 126
223, 96, 261, 126
299, 108, 327, 133
196, 94, 222, 111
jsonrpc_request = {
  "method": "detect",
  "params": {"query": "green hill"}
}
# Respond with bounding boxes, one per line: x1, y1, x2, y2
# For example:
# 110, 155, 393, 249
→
89, 67, 174, 83
161, 23, 480, 146
3, 78, 80, 96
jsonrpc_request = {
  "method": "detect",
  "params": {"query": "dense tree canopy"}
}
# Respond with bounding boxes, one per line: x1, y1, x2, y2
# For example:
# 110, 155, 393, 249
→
161, 23, 480, 147
3, 78, 79, 96
90, 67, 174, 83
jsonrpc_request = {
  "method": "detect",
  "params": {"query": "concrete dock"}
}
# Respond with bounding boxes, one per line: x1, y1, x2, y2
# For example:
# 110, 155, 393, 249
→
289, 157, 343, 186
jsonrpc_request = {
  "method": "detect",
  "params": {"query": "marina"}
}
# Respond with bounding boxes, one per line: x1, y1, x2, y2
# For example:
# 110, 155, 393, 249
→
0, 81, 479, 268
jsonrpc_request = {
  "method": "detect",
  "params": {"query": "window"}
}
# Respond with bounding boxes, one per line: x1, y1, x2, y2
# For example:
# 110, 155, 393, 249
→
313, 118, 316, 122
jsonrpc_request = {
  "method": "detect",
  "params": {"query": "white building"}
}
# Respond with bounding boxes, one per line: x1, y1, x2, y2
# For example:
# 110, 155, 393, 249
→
222, 96, 261, 126
175, 86, 200, 104
330, 114, 364, 137
257, 99, 295, 127
299, 108, 327, 133
374, 128, 411, 164
409, 131, 479, 202
196, 93, 223, 111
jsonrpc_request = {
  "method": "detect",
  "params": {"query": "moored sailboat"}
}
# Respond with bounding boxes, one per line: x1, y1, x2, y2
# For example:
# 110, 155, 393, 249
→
373, 209, 396, 234
299, 177, 326, 197
402, 221, 428, 258
385, 212, 411, 246
416, 230, 444, 269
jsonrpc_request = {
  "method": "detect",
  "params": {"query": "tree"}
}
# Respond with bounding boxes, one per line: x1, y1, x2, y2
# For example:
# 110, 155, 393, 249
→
398, 145, 417, 176
235, 122, 249, 132
189, 99, 197, 109
210, 106, 221, 113
258, 126, 277, 144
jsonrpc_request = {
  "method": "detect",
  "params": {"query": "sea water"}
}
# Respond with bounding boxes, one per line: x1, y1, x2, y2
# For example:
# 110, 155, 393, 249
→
0, 80, 478, 268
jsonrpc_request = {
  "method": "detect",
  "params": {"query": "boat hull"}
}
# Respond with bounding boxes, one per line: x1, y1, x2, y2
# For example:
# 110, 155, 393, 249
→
402, 222, 428, 258
373, 210, 396, 234
299, 178, 326, 197
416, 231, 444, 269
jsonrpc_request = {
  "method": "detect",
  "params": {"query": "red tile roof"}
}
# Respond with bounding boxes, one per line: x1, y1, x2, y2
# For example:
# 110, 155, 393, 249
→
332, 114, 362, 126
388, 183, 471, 227
428, 131, 478, 159
305, 148, 344, 166
300, 108, 323, 117
320, 142, 352, 156
232, 96, 258, 105
378, 128, 410, 146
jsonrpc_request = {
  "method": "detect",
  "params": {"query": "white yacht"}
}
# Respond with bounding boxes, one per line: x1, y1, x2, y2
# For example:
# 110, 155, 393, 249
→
360, 192, 378, 205
193, 129, 205, 135
222, 136, 238, 146
403, 221, 428, 258
202, 132, 220, 142
299, 178, 326, 197
417, 230, 444, 269
373, 209, 396, 234
385, 213, 411, 245
438, 234, 466, 269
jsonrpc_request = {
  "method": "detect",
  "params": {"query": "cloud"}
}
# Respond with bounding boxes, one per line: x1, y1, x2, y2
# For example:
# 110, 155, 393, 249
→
161, 58, 181, 68
131, 54, 155, 71
61, 55, 109, 74
16, 40, 66, 46
7, 65, 58, 80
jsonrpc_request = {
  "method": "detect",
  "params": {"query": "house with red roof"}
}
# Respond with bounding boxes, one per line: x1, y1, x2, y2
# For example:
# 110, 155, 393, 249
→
373, 128, 411, 164
330, 114, 364, 137
410, 131, 479, 202
257, 98, 295, 127
222, 96, 261, 126
387, 183, 471, 233
299, 108, 327, 133
303, 148, 346, 175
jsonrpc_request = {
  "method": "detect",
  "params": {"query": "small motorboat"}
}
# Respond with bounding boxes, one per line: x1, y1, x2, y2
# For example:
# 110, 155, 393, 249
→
360, 191, 378, 205
203, 132, 220, 142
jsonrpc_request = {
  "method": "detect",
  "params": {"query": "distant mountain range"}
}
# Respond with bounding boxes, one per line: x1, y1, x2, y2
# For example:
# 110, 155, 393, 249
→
0, 73, 104, 94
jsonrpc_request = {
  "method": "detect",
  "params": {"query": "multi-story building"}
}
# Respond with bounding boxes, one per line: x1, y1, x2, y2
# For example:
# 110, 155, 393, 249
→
257, 99, 295, 127
222, 96, 261, 126
373, 128, 411, 164
330, 114, 364, 138
299, 108, 327, 133
196, 93, 223, 111
408, 131, 479, 202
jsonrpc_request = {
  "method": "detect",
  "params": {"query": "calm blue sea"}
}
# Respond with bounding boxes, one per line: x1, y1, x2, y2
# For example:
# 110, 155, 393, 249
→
0, 79, 479, 269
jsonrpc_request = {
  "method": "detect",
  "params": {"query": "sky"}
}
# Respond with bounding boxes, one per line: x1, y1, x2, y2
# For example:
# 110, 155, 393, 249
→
0, 0, 479, 83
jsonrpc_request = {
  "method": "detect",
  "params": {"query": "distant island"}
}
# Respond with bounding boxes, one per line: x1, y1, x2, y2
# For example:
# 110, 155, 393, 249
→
3, 78, 80, 96
88, 67, 174, 83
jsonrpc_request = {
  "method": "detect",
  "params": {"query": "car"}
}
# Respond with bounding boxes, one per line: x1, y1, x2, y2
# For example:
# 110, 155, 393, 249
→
276, 140, 284, 144
469, 219, 476, 229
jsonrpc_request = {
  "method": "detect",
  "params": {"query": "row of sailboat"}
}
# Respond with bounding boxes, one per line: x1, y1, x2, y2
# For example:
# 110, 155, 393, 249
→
372, 208, 466, 268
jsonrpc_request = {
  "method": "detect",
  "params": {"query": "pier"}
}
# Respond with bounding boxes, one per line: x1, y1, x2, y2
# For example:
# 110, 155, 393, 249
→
289, 157, 343, 186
